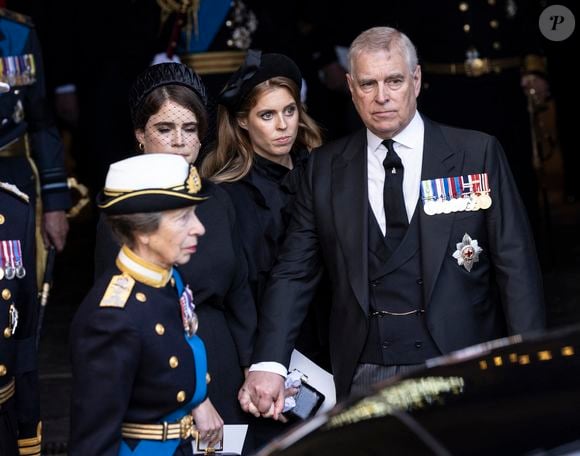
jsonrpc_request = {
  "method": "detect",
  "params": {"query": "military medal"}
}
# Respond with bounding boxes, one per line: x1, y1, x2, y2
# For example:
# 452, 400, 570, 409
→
423, 200, 437, 215
1, 241, 15, 280
452, 233, 483, 272
422, 173, 492, 216
13, 241, 26, 279
441, 178, 452, 214
478, 173, 492, 209
9, 304, 18, 335
0, 248, 4, 280
179, 285, 198, 336
421, 180, 437, 215
0, 54, 36, 88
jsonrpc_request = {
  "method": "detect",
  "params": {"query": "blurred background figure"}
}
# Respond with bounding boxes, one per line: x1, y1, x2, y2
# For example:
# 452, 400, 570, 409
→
0, 5, 71, 289
0, 180, 42, 456
397, 0, 550, 247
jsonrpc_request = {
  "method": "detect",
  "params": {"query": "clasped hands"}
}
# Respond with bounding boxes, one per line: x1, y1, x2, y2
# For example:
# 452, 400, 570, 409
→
238, 371, 298, 421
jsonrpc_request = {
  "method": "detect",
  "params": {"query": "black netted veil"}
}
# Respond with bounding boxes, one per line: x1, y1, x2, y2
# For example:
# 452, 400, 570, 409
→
128, 62, 208, 122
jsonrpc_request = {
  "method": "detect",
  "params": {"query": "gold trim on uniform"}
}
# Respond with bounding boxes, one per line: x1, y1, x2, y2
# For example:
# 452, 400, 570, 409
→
186, 166, 202, 194
98, 188, 207, 209
116, 245, 171, 288
181, 50, 247, 75
0, 377, 15, 403
0, 8, 35, 26
523, 54, 547, 74
18, 421, 42, 456
99, 274, 135, 308
0, 178, 30, 202
122, 413, 197, 441
423, 56, 521, 77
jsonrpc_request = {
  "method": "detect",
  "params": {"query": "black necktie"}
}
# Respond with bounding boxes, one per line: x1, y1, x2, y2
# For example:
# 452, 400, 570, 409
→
382, 139, 408, 248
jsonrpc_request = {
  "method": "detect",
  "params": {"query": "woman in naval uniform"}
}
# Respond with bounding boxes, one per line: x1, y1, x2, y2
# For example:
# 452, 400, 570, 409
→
93, 63, 257, 452
69, 153, 223, 456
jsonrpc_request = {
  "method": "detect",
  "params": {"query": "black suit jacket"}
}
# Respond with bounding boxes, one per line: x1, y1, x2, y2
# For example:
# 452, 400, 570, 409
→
252, 116, 545, 399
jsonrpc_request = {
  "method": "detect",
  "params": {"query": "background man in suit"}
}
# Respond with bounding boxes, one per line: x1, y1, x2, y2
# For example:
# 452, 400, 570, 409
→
238, 26, 545, 419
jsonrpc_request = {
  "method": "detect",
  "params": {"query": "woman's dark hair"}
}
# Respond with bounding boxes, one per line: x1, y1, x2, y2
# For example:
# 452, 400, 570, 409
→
133, 85, 209, 142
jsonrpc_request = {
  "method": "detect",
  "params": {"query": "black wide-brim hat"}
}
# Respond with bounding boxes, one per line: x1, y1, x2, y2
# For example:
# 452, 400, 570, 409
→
97, 154, 209, 215
218, 50, 302, 112
128, 62, 208, 123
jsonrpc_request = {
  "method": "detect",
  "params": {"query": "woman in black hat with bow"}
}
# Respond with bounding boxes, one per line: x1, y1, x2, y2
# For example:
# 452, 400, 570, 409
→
93, 63, 257, 453
70, 153, 223, 455
201, 51, 329, 446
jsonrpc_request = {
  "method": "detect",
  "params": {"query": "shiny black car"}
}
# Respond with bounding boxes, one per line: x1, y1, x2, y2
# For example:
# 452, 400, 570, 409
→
255, 324, 580, 456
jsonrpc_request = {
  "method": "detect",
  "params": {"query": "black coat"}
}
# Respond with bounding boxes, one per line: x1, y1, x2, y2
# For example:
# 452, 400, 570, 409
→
93, 181, 256, 427
0, 182, 39, 456
252, 117, 546, 399
221, 150, 331, 368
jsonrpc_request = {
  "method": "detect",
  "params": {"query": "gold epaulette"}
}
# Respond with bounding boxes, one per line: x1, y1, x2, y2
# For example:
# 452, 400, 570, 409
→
100, 274, 135, 308
0, 181, 30, 203
18, 421, 42, 456
523, 54, 547, 75
0, 8, 35, 27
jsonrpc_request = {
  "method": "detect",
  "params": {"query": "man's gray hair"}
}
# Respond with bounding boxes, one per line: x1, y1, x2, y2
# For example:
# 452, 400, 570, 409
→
348, 27, 418, 73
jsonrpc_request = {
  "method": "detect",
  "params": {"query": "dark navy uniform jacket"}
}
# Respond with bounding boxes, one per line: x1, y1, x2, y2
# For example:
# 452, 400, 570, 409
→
0, 8, 71, 212
0, 182, 40, 456
70, 246, 208, 456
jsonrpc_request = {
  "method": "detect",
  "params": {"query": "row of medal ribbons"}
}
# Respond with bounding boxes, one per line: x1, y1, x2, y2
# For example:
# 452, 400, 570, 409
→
0, 53, 37, 87
0, 240, 26, 280
421, 173, 492, 216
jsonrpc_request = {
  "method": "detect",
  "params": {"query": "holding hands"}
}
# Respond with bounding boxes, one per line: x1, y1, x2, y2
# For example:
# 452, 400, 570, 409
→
238, 371, 298, 421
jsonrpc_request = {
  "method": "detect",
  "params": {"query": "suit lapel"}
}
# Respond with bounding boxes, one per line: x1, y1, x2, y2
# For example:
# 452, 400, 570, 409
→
419, 118, 464, 305
332, 130, 369, 315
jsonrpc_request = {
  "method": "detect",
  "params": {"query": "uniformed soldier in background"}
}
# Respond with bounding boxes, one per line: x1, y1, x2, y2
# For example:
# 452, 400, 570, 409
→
398, 0, 549, 242
0, 7, 71, 276
0, 181, 41, 456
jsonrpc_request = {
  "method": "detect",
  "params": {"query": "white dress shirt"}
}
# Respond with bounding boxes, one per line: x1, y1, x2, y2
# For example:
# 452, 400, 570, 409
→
250, 111, 425, 377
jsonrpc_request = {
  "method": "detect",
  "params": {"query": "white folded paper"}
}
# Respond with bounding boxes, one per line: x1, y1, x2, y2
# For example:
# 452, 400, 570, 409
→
288, 349, 336, 414
192, 424, 248, 455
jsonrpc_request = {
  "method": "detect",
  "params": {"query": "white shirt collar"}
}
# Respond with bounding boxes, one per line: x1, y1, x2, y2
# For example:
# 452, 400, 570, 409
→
366, 110, 424, 153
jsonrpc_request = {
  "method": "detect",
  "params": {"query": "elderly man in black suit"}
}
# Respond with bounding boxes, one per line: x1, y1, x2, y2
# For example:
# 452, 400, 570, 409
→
238, 26, 545, 419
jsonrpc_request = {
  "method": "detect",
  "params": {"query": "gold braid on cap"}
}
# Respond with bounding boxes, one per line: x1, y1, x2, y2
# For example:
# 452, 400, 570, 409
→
186, 166, 202, 194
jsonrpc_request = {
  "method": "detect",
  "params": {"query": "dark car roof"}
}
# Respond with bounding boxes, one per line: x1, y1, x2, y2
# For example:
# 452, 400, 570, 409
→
256, 324, 580, 456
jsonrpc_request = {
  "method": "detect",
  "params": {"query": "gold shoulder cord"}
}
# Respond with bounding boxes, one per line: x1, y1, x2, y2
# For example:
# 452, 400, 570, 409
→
157, 0, 201, 43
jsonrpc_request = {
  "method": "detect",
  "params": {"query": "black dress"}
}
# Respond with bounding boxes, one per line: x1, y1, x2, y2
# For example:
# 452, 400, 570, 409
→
93, 181, 256, 438
221, 149, 331, 447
